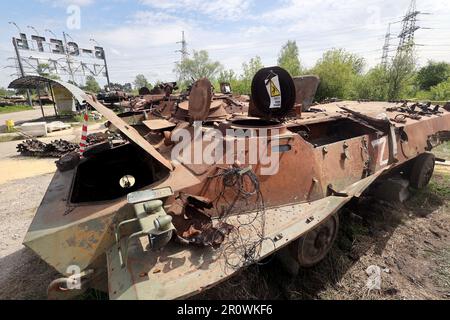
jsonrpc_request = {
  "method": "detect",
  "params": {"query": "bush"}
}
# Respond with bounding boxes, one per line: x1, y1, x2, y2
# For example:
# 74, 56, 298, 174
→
351, 66, 389, 101
311, 49, 365, 101
429, 79, 450, 101
416, 61, 450, 90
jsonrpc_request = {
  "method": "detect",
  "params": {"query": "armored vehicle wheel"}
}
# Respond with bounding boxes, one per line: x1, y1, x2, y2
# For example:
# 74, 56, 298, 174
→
292, 214, 339, 268
410, 153, 435, 189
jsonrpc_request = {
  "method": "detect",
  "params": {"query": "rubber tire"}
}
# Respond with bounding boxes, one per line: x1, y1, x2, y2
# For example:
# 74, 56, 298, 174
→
293, 214, 339, 268
409, 153, 435, 189
251, 66, 296, 118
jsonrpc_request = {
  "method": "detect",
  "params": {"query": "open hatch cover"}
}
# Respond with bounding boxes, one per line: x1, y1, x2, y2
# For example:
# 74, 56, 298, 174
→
83, 94, 173, 171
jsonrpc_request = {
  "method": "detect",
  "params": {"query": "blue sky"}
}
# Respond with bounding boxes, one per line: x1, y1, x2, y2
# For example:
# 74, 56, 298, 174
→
1, 0, 449, 88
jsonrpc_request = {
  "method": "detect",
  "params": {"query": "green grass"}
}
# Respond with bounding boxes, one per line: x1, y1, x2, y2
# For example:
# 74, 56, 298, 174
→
35, 112, 105, 126
407, 172, 450, 211
68, 116, 105, 128
0, 105, 33, 114
433, 141, 450, 160
0, 134, 22, 143
429, 176, 450, 199
348, 223, 369, 237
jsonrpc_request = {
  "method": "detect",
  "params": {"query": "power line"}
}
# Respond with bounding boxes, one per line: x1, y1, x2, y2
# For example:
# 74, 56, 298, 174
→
175, 30, 189, 62
396, 0, 422, 57
381, 23, 392, 67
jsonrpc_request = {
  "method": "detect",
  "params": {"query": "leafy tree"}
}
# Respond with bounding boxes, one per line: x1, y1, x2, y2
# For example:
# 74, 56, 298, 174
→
429, 78, 450, 101
242, 56, 264, 81
123, 83, 133, 92
133, 74, 151, 90
0, 87, 15, 97
416, 61, 450, 90
352, 65, 389, 101
83, 75, 101, 93
311, 49, 365, 101
387, 51, 416, 100
174, 50, 223, 83
218, 69, 237, 84
234, 56, 265, 94
277, 40, 302, 76
109, 82, 133, 92
37, 63, 49, 76
36, 63, 60, 80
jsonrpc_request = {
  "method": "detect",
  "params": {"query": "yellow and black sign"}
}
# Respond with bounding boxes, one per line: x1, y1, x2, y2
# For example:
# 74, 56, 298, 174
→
269, 79, 281, 97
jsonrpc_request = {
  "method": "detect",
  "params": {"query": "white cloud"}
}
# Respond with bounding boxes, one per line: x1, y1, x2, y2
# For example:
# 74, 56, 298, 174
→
133, 11, 180, 25
139, 0, 253, 20
39, 0, 95, 7
2, 0, 450, 88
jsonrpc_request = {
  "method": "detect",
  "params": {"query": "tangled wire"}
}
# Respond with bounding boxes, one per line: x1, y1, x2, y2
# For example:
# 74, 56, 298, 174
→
210, 166, 275, 270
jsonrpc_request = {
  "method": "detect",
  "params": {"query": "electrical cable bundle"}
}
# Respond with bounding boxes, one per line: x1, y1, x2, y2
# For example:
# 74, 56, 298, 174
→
210, 166, 275, 270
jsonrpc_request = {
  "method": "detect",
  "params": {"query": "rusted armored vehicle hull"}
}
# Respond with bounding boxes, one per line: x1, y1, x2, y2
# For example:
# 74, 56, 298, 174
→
22, 73, 450, 300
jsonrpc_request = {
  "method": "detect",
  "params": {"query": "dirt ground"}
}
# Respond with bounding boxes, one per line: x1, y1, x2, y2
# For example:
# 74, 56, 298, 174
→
0, 143, 449, 300
0, 173, 60, 299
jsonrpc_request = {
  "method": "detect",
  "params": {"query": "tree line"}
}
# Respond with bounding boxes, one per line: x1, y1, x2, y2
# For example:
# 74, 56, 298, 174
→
2, 41, 449, 103
172, 40, 450, 102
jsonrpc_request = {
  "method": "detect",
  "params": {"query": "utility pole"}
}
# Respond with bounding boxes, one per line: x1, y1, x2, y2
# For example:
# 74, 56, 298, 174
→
381, 23, 392, 68
91, 39, 111, 89
102, 49, 111, 89
176, 31, 189, 62
12, 37, 33, 106
396, 0, 420, 57
387, 0, 428, 100
62, 32, 76, 84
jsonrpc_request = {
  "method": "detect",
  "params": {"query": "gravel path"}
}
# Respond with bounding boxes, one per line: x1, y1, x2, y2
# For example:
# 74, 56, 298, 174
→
0, 173, 59, 299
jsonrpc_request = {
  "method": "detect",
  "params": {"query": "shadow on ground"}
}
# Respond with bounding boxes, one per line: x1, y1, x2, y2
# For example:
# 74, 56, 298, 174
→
0, 248, 59, 300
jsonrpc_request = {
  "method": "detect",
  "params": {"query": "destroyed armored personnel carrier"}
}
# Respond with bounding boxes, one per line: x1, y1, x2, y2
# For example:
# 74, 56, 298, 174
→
21, 67, 450, 300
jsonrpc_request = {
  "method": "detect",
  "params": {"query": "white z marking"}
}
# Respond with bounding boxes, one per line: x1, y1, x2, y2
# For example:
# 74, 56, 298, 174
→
371, 137, 388, 167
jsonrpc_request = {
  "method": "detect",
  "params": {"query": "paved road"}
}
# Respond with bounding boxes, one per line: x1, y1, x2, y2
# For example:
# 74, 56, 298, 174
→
0, 106, 56, 131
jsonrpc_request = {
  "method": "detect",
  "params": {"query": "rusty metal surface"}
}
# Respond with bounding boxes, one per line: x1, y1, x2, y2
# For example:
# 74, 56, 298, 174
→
83, 94, 173, 171
293, 75, 320, 111
106, 171, 384, 300
105, 102, 450, 299
23, 162, 202, 275
142, 119, 177, 131
188, 78, 212, 121
22, 75, 450, 300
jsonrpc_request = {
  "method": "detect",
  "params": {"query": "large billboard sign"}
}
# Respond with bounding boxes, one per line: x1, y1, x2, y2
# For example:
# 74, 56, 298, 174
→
14, 33, 105, 59
11, 32, 110, 87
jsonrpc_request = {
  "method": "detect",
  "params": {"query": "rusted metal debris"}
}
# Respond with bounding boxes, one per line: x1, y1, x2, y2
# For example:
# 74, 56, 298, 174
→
0, 95, 27, 106
17, 139, 79, 158
85, 132, 109, 145
55, 152, 81, 172
293, 75, 321, 112
171, 196, 234, 248
17, 132, 115, 158
19, 67, 450, 300
97, 90, 129, 105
